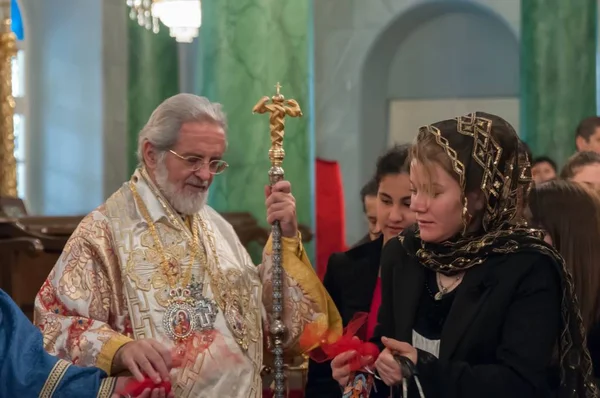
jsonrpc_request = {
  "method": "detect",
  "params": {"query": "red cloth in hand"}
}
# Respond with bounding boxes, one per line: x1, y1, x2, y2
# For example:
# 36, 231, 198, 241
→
117, 330, 240, 396
122, 379, 172, 396
299, 312, 380, 371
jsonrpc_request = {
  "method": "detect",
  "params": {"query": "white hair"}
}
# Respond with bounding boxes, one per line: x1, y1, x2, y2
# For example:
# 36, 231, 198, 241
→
136, 93, 227, 165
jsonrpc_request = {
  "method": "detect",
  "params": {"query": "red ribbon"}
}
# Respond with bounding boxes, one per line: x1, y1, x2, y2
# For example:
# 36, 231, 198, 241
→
299, 312, 380, 371
122, 378, 173, 397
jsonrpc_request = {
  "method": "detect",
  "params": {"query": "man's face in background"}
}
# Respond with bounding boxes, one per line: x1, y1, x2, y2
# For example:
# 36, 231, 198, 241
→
576, 127, 600, 154
531, 161, 556, 184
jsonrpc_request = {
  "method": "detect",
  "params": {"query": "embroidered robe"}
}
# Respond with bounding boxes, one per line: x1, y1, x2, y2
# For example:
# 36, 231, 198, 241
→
34, 169, 341, 398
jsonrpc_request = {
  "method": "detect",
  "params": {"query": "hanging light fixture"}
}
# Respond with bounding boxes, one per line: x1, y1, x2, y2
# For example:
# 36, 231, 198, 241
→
126, 0, 202, 43
126, 0, 160, 33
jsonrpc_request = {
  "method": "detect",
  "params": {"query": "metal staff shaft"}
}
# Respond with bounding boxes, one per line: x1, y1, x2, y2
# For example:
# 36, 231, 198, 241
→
253, 82, 303, 398
269, 166, 286, 398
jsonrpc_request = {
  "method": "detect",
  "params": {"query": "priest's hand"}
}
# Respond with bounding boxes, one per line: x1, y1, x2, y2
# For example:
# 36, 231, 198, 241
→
265, 181, 298, 238
113, 339, 173, 384
374, 337, 418, 386
112, 377, 175, 398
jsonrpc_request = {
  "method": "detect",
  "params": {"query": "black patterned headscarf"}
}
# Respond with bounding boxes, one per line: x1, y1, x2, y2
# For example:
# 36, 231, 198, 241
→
400, 112, 598, 398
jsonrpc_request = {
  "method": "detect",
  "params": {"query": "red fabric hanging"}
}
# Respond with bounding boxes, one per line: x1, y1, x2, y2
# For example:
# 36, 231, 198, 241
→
316, 159, 347, 280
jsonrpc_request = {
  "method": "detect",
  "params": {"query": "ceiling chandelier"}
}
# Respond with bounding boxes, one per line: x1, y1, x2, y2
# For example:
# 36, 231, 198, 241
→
126, 0, 202, 43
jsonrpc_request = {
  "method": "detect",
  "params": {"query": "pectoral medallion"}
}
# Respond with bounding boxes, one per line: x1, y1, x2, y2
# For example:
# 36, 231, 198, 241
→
163, 280, 218, 343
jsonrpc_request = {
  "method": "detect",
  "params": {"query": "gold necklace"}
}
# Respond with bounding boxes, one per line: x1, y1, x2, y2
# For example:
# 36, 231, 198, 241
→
434, 272, 463, 301
197, 215, 260, 351
129, 176, 218, 343
136, 171, 212, 288
129, 181, 199, 289
133, 169, 257, 350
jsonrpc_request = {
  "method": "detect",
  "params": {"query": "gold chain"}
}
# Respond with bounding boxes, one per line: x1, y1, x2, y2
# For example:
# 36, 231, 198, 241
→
196, 217, 225, 309
197, 215, 257, 348
128, 170, 256, 349
436, 272, 463, 295
129, 181, 203, 289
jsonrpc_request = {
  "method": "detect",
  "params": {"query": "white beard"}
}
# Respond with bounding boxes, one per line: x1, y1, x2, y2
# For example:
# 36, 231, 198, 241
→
154, 160, 208, 215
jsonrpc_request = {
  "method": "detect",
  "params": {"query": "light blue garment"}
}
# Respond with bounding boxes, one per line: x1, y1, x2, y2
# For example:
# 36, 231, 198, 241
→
0, 289, 116, 397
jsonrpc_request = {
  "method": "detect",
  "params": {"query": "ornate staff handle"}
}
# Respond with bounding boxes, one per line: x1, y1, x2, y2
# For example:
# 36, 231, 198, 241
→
253, 83, 302, 398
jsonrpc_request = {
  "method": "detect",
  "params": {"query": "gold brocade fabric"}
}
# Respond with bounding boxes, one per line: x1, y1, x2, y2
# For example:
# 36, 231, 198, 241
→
401, 112, 598, 398
34, 168, 341, 398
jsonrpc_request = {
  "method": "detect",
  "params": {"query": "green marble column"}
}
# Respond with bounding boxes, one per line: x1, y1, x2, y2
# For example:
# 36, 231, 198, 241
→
521, 0, 597, 167
127, 19, 180, 173
199, 0, 314, 263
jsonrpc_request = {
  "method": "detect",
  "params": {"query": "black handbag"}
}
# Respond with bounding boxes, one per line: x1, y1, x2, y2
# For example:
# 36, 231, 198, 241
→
389, 354, 426, 398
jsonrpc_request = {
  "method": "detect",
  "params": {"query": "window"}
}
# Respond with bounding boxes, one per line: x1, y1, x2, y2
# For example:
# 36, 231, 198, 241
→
12, 0, 25, 198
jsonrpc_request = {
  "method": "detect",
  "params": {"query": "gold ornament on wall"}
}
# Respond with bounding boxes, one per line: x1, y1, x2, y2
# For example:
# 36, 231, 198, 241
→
0, 0, 17, 198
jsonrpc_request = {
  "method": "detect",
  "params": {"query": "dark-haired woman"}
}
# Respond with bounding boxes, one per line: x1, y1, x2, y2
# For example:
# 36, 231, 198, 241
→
306, 144, 415, 397
528, 179, 600, 385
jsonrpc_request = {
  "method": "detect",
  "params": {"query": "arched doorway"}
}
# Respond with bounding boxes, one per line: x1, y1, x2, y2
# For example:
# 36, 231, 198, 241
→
359, 1, 519, 184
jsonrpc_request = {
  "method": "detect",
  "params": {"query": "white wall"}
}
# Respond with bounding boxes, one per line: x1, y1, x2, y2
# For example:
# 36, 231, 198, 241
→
388, 98, 520, 145
102, 0, 129, 200
19, 0, 128, 215
314, 0, 520, 245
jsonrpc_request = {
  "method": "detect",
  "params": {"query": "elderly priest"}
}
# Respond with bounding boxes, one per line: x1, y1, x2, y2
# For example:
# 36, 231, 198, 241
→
34, 94, 341, 398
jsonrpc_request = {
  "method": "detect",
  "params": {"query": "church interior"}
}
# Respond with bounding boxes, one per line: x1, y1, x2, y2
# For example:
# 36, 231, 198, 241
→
0, 0, 597, 396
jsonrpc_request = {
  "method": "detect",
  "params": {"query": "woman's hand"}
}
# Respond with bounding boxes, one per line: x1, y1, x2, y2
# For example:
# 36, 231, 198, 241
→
331, 350, 374, 386
374, 337, 418, 386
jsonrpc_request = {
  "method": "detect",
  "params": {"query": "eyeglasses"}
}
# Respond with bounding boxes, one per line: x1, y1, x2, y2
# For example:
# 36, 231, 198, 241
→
168, 150, 229, 175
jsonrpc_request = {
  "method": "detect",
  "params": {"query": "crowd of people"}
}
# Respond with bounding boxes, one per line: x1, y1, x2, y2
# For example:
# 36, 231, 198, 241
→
1, 94, 599, 398
308, 114, 600, 397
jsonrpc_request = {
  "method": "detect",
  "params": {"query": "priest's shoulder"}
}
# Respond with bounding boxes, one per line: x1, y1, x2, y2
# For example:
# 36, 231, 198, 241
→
69, 204, 111, 236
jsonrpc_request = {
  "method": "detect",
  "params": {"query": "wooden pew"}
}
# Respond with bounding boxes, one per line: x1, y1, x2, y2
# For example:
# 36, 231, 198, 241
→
0, 216, 81, 320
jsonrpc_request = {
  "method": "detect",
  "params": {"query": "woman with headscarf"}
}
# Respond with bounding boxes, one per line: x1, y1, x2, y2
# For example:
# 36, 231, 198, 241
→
331, 112, 597, 397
